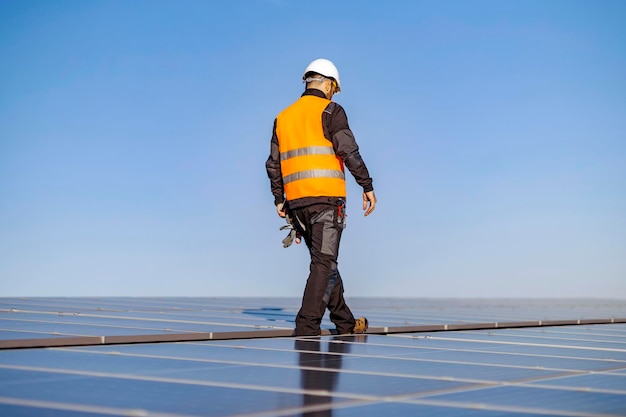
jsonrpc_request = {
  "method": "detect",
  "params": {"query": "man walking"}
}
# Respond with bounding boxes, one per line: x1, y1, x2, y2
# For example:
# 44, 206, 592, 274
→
266, 58, 377, 336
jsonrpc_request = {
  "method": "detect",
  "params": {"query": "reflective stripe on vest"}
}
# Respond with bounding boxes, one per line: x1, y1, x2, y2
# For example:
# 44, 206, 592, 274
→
283, 168, 345, 185
280, 145, 336, 160
276, 95, 346, 200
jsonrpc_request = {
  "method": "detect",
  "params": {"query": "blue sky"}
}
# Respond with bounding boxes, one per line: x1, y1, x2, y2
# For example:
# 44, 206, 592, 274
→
1, 0, 624, 299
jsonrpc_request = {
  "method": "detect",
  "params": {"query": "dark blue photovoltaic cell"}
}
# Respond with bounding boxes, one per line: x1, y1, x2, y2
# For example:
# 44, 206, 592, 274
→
0, 321, 284, 338
0, 370, 320, 417
387, 333, 626, 361
511, 326, 626, 337
285, 402, 569, 417
0, 405, 117, 417
425, 386, 626, 415
527, 373, 626, 390
0, 330, 74, 341
0, 349, 229, 374
419, 330, 626, 350
0, 311, 291, 326
0, 311, 294, 328
87, 341, 309, 365
401, 349, 620, 371
339, 357, 560, 381
456, 343, 626, 361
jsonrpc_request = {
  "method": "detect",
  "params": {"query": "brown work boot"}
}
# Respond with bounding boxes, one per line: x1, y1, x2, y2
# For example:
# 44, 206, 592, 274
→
353, 317, 368, 334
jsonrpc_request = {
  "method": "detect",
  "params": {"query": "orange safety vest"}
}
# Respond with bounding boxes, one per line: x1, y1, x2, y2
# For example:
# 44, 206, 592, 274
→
276, 95, 346, 201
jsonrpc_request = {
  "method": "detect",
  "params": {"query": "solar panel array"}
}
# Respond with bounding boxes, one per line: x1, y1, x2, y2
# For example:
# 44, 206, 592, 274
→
1, 297, 625, 416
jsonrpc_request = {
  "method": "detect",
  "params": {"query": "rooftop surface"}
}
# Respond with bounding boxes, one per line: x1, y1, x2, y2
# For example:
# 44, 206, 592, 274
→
1, 297, 625, 416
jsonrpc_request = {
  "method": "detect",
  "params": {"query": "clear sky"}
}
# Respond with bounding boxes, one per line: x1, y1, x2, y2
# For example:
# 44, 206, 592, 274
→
1, 0, 625, 299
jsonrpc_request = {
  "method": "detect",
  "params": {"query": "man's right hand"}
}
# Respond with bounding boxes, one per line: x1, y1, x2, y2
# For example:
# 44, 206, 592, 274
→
277, 202, 286, 218
363, 191, 376, 216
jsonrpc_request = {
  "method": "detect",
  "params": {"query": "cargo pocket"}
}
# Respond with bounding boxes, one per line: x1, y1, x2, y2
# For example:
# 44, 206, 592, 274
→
312, 208, 339, 257
321, 220, 339, 256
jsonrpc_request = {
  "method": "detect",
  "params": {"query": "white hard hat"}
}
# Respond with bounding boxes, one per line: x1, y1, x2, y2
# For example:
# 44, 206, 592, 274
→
302, 58, 341, 93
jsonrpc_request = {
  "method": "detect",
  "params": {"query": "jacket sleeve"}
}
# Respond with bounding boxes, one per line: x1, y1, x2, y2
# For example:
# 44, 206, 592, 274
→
265, 119, 285, 206
323, 103, 374, 193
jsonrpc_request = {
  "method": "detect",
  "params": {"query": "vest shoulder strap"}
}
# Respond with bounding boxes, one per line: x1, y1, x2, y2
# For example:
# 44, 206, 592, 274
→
323, 101, 338, 116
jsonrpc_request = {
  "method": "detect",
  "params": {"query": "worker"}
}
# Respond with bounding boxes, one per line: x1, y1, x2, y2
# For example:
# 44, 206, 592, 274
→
266, 58, 377, 336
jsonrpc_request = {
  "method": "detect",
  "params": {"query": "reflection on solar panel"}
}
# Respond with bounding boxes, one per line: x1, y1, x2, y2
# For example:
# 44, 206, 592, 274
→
1, 297, 625, 416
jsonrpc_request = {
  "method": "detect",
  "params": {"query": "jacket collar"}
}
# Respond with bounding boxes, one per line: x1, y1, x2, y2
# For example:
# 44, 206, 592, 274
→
302, 88, 327, 99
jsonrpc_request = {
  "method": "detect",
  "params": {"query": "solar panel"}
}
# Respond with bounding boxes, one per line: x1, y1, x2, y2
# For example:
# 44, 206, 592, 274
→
1, 297, 625, 416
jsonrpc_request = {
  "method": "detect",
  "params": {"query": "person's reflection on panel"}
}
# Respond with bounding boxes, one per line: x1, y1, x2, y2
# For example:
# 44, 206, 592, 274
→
295, 336, 365, 417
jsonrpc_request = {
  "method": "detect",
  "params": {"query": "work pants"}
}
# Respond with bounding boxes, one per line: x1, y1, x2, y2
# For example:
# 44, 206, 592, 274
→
290, 202, 356, 336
